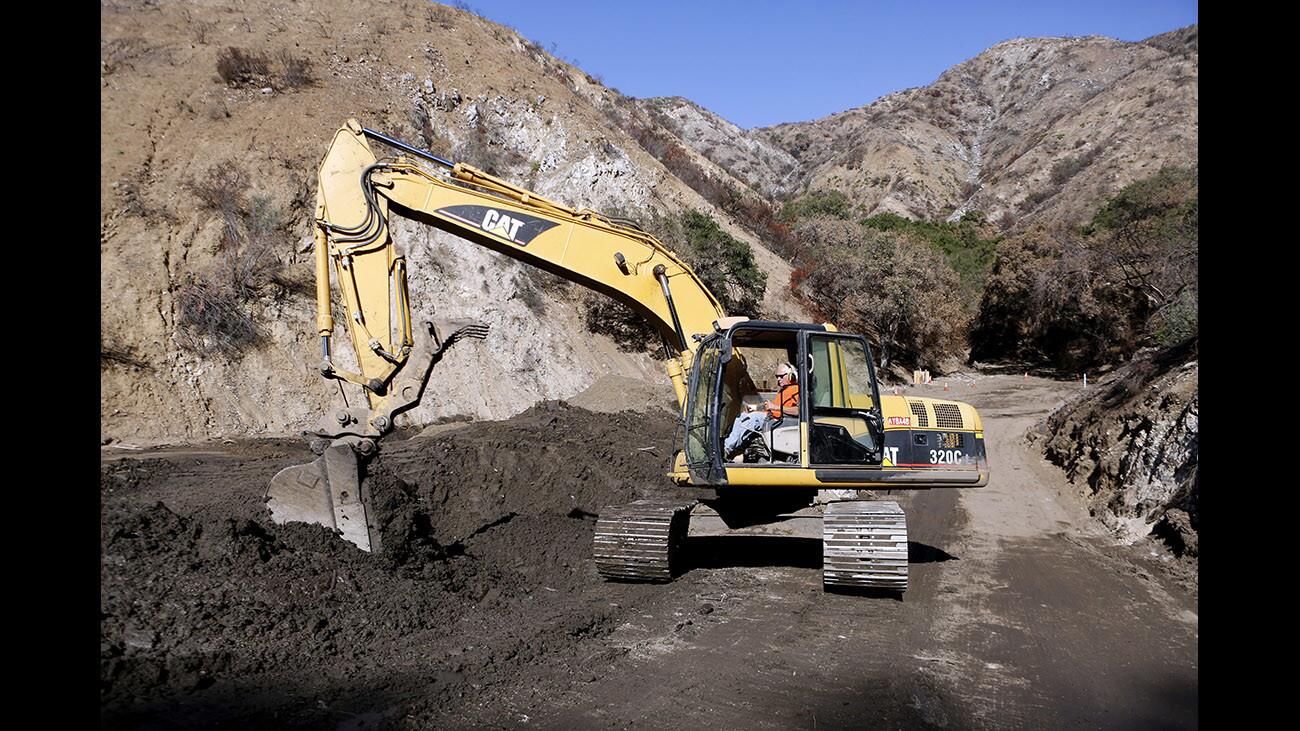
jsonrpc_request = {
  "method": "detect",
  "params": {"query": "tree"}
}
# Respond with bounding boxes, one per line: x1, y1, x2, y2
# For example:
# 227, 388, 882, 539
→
967, 227, 1062, 363
790, 218, 967, 371
778, 190, 854, 223
969, 167, 1198, 368
674, 209, 766, 317
1082, 166, 1198, 345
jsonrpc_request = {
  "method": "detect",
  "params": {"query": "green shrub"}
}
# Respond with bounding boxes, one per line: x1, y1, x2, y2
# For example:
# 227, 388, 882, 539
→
675, 209, 766, 317
1049, 146, 1102, 186
861, 213, 1000, 310
276, 50, 314, 89
778, 190, 853, 222
1022, 185, 1060, 210
1155, 290, 1198, 347
580, 208, 766, 351
216, 47, 314, 90
581, 294, 658, 353
178, 162, 294, 358
176, 274, 264, 357
216, 47, 270, 87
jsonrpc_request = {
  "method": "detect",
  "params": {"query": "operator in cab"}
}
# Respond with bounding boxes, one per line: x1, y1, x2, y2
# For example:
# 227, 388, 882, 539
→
724, 362, 800, 458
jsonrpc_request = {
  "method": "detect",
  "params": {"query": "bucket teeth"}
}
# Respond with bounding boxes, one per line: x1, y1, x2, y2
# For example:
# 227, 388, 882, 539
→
458, 323, 490, 339
433, 319, 490, 351
822, 500, 908, 593
593, 500, 694, 582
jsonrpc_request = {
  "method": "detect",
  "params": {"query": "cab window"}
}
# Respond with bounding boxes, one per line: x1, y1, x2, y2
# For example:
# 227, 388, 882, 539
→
807, 334, 882, 465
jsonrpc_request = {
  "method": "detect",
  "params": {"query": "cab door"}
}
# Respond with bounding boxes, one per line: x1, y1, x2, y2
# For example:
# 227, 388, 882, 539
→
682, 334, 728, 485
802, 332, 884, 465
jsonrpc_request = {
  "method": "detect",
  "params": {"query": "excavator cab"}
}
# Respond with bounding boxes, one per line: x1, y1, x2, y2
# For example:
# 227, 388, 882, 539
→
682, 320, 885, 486
630, 315, 986, 591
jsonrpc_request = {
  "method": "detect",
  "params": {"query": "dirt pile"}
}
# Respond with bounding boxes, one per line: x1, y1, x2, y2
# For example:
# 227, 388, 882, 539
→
1030, 338, 1198, 558
564, 373, 679, 415
371, 400, 690, 553
101, 401, 686, 728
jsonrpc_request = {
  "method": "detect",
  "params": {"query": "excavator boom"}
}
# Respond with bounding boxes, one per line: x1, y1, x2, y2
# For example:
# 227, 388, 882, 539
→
315, 120, 726, 408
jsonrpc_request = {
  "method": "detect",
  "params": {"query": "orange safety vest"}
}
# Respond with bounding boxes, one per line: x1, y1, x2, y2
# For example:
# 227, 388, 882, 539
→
768, 384, 799, 419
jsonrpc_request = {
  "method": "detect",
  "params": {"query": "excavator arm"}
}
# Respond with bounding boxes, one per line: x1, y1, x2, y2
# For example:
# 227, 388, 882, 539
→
318, 121, 728, 407
268, 120, 731, 551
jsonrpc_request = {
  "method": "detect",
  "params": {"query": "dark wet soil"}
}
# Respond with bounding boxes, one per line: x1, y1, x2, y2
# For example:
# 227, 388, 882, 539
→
101, 401, 686, 729
102, 388, 1198, 729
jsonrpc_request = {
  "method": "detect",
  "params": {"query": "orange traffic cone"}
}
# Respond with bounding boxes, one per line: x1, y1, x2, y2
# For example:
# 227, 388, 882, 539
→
943, 382, 949, 392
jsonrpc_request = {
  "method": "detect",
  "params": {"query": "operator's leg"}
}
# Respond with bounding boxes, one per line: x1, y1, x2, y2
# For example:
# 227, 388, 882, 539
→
724, 412, 768, 455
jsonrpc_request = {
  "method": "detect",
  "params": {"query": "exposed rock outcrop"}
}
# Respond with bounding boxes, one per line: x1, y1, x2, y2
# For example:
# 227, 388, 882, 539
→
1031, 338, 1198, 556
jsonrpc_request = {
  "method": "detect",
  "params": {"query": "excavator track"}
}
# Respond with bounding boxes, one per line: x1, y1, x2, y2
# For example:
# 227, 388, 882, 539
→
822, 500, 909, 592
593, 500, 694, 582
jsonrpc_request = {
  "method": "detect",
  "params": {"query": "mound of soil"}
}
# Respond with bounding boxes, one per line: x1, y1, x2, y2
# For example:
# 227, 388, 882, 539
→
101, 401, 687, 728
565, 374, 678, 415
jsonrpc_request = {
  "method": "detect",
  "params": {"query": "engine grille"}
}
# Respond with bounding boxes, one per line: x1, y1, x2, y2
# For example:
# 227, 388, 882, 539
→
933, 403, 964, 429
907, 400, 929, 428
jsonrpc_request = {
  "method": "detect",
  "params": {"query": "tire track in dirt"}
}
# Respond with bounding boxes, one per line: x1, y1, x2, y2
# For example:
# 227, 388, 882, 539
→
493, 376, 1196, 729
908, 375, 1198, 729
514, 487, 973, 729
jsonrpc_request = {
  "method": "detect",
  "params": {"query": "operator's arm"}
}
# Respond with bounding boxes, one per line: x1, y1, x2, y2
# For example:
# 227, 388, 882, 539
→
764, 401, 798, 417
763, 386, 799, 417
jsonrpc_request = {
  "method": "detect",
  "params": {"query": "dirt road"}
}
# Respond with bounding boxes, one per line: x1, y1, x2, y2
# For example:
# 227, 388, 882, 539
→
101, 375, 1197, 729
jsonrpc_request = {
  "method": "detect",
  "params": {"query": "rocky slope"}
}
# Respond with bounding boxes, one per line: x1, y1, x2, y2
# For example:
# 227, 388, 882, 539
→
1030, 338, 1198, 557
651, 27, 1197, 228
100, 0, 808, 443
637, 96, 801, 198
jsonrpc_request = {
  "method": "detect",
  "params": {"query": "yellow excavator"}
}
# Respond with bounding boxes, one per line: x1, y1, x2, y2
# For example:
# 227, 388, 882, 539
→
267, 120, 988, 593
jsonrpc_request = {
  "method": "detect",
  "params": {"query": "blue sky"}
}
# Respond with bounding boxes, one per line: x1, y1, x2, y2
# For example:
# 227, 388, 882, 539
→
450, 1, 1198, 129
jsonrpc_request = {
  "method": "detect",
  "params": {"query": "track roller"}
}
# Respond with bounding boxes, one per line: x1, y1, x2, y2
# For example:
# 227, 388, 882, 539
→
822, 500, 909, 592
593, 500, 694, 582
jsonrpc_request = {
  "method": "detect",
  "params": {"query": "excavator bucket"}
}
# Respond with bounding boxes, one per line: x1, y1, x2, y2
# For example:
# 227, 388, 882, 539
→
264, 320, 489, 553
266, 441, 381, 552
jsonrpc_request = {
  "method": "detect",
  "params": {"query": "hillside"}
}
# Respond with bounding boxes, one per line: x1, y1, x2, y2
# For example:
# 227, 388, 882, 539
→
100, 0, 809, 443
636, 96, 801, 198
101, 2, 1196, 444
653, 27, 1197, 229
